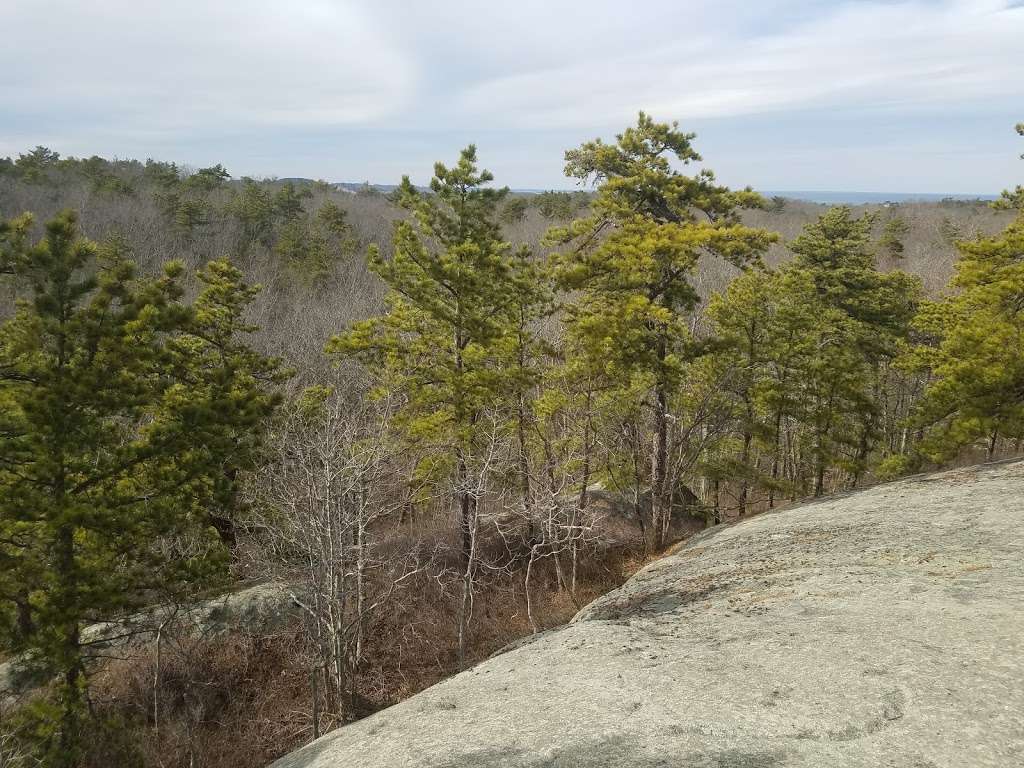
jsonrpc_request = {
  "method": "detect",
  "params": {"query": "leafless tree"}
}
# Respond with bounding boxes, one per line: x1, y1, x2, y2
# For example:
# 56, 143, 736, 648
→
243, 382, 421, 729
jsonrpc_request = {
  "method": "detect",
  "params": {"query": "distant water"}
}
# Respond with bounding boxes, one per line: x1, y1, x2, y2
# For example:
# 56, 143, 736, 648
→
764, 190, 998, 205
333, 182, 999, 205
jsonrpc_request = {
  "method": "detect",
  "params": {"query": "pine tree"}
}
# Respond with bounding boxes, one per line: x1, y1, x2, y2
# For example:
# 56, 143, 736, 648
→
756, 268, 828, 504
13, 146, 60, 183
164, 258, 289, 543
505, 245, 554, 531
549, 113, 775, 545
786, 207, 920, 493
908, 212, 1024, 462
228, 177, 276, 249
707, 207, 920, 504
0, 213, 32, 273
789, 207, 918, 348
273, 181, 312, 222
275, 201, 357, 284
183, 163, 230, 194
0, 212, 284, 764
706, 267, 775, 515
328, 146, 542, 667
879, 215, 910, 259
500, 197, 528, 224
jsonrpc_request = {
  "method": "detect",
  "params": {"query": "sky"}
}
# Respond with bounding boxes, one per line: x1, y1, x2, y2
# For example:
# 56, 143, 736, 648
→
1, 0, 1022, 193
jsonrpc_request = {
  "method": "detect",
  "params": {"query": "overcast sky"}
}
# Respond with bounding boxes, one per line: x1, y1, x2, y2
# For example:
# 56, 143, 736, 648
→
2, 0, 1022, 192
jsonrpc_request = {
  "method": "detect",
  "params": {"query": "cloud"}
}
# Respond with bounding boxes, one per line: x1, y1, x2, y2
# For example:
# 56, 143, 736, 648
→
0, 0, 1019, 189
0, 0, 415, 140
453, 0, 1024, 128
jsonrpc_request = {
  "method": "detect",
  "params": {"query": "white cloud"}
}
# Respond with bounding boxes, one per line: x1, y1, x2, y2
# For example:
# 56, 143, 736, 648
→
453, 0, 1024, 128
0, 0, 1019, 189
0, 0, 415, 137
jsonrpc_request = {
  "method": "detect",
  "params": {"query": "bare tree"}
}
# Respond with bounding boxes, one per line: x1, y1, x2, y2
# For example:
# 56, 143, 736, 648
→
443, 412, 508, 670
244, 382, 419, 730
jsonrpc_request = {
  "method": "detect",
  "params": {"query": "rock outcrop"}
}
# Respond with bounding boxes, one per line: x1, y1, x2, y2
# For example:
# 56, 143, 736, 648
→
272, 461, 1024, 768
1, 580, 295, 701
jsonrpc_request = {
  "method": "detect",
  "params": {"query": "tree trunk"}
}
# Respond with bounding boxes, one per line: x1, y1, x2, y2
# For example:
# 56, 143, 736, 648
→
769, 409, 783, 509
457, 565, 472, 671
738, 420, 753, 516
851, 416, 873, 489
311, 666, 321, 740
55, 524, 83, 768
517, 315, 534, 544
455, 471, 477, 670
524, 545, 539, 635
570, 540, 579, 595
712, 479, 721, 525
355, 487, 366, 667
518, 398, 533, 543
738, 317, 758, 517
14, 593, 33, 642
153, 622, 165, 742
634, 482, 648, 540
651, 378, 670, 549
572, 397, 592, 598
813, 392, 835, 498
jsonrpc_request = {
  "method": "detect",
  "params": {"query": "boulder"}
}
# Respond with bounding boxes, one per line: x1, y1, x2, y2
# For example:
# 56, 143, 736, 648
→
272, 460, 1024, 768
585, 483, 706, 541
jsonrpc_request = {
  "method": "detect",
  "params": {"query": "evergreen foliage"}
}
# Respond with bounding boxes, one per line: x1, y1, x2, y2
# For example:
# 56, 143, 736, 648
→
903, 121, 1024, 466
708, 206, 920, 501
880, 215, 910, 258
328, 146, 546, 666
0, 212, 285, 764
549, 113, 776, 544
907, 219, 1024, 462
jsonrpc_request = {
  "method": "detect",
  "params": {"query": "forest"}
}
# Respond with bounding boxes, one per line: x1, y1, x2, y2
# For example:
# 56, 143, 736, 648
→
1, 116, 1022, 768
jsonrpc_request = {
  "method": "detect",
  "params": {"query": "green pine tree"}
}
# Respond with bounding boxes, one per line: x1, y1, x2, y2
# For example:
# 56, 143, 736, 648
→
907, 212, 1024, 463
328, 146, 542, 667
549, 113, 775, 545
275, 201, 357, 284
228, 177, 276, 249
786, 207, 920, 493
706, 267, 776, 515
0, 212, 284, 765
879, 215, 910, 258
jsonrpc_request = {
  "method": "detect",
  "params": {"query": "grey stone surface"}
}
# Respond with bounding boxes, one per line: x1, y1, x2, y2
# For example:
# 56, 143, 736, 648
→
272, 460, 1024, 768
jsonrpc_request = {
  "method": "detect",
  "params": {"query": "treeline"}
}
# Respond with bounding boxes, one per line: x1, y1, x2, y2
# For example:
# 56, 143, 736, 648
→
0, 147, 586, 266
0, 147, 357, 282
1, 117, 1022, 767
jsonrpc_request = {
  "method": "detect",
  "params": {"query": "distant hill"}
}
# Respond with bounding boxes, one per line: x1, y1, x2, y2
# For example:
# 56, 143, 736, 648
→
333, 181, 573, 195
764, 190, 999, 205
329, 183, 999, 204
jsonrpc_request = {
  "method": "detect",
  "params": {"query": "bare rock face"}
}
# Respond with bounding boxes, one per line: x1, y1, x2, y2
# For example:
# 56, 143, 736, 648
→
272, 461, 1024, 768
